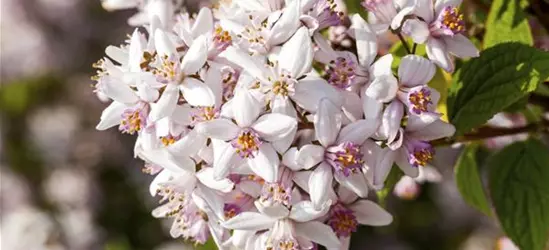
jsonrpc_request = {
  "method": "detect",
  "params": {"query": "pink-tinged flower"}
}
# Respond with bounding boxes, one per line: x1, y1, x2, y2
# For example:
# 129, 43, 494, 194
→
326, 187, 393, 248
219, 0, 303, 54
301, 0, 345, 33
364, 102, 454, 188
194, 88, 297, 183
221, 27, 342, 119
361, 0, 415, 34
401, 0, 479, 72
222, 192, 340, 250
148, 30, 216, 121
149, 167, 232, 247
295, 98, 379, 208
392, 165, 441, 200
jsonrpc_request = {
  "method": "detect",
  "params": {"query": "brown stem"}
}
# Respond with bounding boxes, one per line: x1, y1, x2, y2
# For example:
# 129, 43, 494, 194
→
431, 120, 549, 146
397, 33, 412, 54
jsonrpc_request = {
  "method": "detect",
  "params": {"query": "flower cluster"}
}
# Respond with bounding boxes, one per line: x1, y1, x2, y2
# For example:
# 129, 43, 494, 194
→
93, 0, 476, 249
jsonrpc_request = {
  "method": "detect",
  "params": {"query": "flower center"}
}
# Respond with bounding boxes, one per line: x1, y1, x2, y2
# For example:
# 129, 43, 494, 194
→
222, 68, 239, 100
407, 140, 434, 167
361, 0, 397, 23
315, 0, 344, 29
152, 55, 179, 81
431, 6, 465, 36
261, 183, 292, 206
119, 105, 148, 134
160, 134, 179, 146
272, 74, 296, 97
326, 57, 356, 89
325, 142, 364, 177
408, 87, 432, 114
213, 25, 232, 52
231, 129, 262, 158
327, 203, 358, 238
224, 203, 241, 219
191, 107, 219, 124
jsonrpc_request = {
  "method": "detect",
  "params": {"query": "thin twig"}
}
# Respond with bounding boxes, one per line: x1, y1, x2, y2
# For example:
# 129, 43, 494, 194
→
431, 120, 549, 146
412, 43, 418, 54
397, 33, 412, 54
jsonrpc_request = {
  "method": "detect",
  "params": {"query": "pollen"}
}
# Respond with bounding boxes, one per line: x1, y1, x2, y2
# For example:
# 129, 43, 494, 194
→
214, 25, 232, 51
160, 135, 177, 146
441, 6, 465, 34
326, 142, 364, 177
119, 108, 146, 135
408, 88, 432, 114
326, 57, 356, 89
231, 129, 262, 158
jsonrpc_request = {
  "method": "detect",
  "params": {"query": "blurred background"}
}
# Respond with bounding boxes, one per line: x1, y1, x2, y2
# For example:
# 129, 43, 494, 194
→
1, 0, 547, 249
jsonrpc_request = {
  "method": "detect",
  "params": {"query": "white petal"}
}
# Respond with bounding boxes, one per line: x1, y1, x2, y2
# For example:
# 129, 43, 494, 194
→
171, 104, 193, 125
100, 76, 139, 104
395, 148, 419, 177
370, 54, 393, 77
181, 78, 216, 107
272, 95, 297, 118
426, 37, 454, 73
181, 35, 208, 74
364, 142, 396, 189
154, 29, 176, 56
213, 142, 240, 179
232, 88, 262, 127
444, 34, 480, 58
401, 19, 430, 44
351, 14, 378, 67
218, 47, 268, 83
279, 27, 313, 77
195, 118, 240, 141
248, 143, 280, 183
337, 186, 358, 205
105, 45, 128, 65
380, 101, 404, 142
308, 162, 334, 209
282, 147, 302, 171
295, 221, 341, 249
349, 200, 393, 226
314, 98, 342, 147
192, 7, 213, 38
96, 101, 126, 130
414, 0, 434, 23
222, 212, 276, 231
405, 112, 441, 131
335, 172, 369, 198
268, 0, 301, 45
255, 201, 290, 219
293, 171, 312, 193
337, 119, 379, 145
168, 130, 206, 156
408, 119, 456, 140
434, 0, 462, 15
138, 148, 195, 174
252, 113, 297, 142
293, 76, 343, 112
149, 170, 173, 196
150, 83, 178, 121
390, 5, 415, 29
290, 200, 331, 222
271, 126, 297, 153
361, 92, 383, 120
398, 55, 436, 87
365, 74, 398, 103
296, 144, 325, 170
341, 91, 363, 122
196, 167, 234, 193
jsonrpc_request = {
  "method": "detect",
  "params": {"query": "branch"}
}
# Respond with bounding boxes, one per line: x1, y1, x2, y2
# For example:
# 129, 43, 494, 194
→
431, 119, 549, 146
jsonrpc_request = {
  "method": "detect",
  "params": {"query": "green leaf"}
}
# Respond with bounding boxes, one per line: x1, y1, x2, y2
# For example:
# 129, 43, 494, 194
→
484, 0, 533, 48
488, 139, 549, 250
447, 43, 549, 135
195, 240, 217, 250
388, 39, 426, 70
454, 143, 492, 216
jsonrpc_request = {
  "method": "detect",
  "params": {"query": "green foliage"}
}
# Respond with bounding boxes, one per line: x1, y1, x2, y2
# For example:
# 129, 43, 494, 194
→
388, 39, 426, 70
488, 139, 549, 250
484, 0, 533, 48
454, 143, 492, 216
447, 43, 549, 135
195, 240, 217, 250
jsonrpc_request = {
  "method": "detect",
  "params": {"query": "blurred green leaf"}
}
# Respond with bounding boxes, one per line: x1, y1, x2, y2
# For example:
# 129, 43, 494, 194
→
448, 43, 549, 135
488, 139, 549, 250
454, 143, 492, 216
484, 0, 532, 49
195, 240, 217, 250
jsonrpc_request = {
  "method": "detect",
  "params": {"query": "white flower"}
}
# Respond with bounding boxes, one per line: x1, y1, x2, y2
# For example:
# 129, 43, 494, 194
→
195, 88, 297, 182
361, 0, 415, 34
296, 98, 379, 208
401, 0, 479, 72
